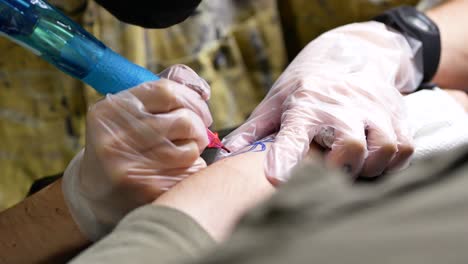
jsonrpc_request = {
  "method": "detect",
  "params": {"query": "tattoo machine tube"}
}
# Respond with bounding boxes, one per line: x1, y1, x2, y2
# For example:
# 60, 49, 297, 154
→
0, 0, 226, 149
0, 0, 158, 93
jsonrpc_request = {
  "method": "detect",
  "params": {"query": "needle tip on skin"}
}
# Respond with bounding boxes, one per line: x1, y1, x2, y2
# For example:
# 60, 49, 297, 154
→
221, 146, 231, 153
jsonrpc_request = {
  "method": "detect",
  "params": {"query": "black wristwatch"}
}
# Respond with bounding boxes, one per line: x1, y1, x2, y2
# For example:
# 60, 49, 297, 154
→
373, 6, 441, 84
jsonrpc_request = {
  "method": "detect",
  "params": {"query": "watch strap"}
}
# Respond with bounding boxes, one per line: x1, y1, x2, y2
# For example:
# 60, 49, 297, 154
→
374, 6, 441, 83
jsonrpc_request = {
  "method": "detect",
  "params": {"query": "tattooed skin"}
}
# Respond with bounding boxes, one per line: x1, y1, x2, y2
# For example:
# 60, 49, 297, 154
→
227, 135, 275, 157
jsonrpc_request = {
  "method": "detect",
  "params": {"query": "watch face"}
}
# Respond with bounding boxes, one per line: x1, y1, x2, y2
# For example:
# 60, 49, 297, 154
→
405, 15, 430, 31
402, 12, 437, 33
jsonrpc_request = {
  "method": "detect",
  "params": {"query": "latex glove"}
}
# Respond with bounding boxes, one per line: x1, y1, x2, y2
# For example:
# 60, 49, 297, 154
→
220, 22, 423, 183
63, 64, 212, 240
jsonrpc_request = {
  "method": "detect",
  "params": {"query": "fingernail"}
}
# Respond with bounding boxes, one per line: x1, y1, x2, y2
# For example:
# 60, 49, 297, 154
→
266, 175, 283, 186
316, 126, 335, 148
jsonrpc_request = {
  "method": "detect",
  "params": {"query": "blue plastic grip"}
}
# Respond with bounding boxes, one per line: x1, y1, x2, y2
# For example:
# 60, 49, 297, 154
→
82, 48, 159, 94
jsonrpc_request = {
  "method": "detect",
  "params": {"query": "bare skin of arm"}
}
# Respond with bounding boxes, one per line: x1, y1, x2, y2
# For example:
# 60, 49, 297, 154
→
0, 140, 278, 263
427, 0, 468, 91
154, 139, 282, 241
0, 179, 89, 264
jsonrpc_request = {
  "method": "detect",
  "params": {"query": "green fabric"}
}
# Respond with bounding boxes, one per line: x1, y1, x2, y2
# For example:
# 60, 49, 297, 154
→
70, 205, 215, 264
70, 144, 468, 264
194, 145, 468, 264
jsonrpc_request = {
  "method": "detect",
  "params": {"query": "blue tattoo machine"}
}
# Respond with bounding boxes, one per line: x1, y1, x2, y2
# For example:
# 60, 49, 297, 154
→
0, 0, 228, 150
0, 0, 158, 94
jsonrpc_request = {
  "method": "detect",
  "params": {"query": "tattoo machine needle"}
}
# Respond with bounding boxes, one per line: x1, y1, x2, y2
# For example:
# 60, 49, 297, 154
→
0, 0, 228, 151
207, 130, 230, 153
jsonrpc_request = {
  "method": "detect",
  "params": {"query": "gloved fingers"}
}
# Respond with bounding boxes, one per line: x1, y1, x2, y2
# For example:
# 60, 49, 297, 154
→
129, 156, 207, 183
85, 95, 140, 147
128, 79, 212, 127
141, 139, 202, 169
106, 107, 208, 153
221, 89, 291, 154
122, 156, 207, 203
87, 82, 212, 137
88, 109, 206, 170
159, 64, 211, 100
144, 156, 208, 180
386, 117, 414, 172
89, 139, 202, 197
359, 120, 398, 177
86, 92, 139, 129
264, 108, 317, 185
220, 81, 304, 156
222, 107, 282, 154
159, 108, 209, 151
324, 123, 367, 177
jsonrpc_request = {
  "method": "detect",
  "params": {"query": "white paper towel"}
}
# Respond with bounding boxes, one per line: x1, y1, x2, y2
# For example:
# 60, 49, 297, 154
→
404, 88, 468, 162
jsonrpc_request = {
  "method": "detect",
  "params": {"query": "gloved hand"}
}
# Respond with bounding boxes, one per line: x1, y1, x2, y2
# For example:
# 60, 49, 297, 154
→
220, 22, 423, 183
62, 65, 212, 240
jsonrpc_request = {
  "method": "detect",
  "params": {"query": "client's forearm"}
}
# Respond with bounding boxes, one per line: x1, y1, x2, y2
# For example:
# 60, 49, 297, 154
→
0, 179, 89, 264
154, 143, 276, 241
427, 0, 468, 90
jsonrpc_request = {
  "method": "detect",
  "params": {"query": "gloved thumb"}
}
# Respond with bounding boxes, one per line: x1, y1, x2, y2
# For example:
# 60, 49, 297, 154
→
159, 64, 211, 101
219, 104, 283, 159
220, 82, 298, 158
265, 112, 315, 185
